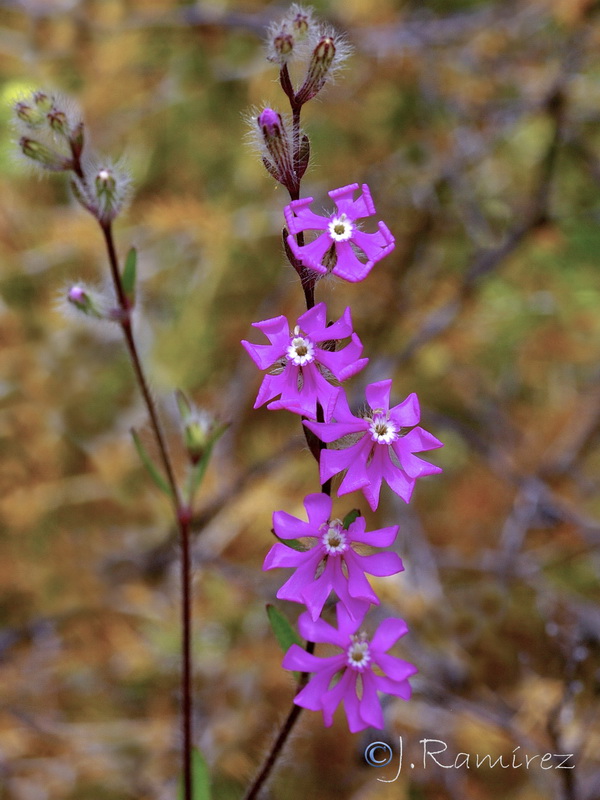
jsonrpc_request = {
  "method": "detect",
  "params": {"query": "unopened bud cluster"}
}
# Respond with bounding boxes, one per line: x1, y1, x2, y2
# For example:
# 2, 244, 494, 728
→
12, 90, 131, 225
266, 4, 349, 93
255, 7, 351, 193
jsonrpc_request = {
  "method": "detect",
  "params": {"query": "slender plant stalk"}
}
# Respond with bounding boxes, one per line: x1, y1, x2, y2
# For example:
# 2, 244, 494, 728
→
99, 220, 194, 800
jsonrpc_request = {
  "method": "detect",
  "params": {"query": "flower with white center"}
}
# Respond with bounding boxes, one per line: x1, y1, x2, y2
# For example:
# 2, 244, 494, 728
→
284, 183, 395, 282
304, 380, 443, 510
263, 492, 402, 621
241, 303, 367, 421
283, 603, 417, 733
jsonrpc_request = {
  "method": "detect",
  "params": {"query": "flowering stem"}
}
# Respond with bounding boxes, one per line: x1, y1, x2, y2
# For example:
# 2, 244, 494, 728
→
99, 220, 193, 800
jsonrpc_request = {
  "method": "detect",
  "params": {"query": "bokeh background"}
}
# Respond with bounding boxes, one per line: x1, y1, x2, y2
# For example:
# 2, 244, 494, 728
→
1, 0, 600, 798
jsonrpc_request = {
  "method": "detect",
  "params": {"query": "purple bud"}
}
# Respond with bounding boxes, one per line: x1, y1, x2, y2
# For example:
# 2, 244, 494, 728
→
66, 285, 102, 318
257, 108, 295, 190
258, 108, 282, 137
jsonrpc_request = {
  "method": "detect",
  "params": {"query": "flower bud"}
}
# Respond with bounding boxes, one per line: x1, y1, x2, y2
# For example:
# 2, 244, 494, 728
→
296, 36, 337, 104
67, 285, 104, 318
47, 108, 69, 137
257, 108, 295, 188
71, 161, 131, 223
292, 9, 310, 39
176, 391, 215, 465
33, 91, 53, 112
273, 31, 294, 62
14, 101, 44, 128
19, 136, 72, 171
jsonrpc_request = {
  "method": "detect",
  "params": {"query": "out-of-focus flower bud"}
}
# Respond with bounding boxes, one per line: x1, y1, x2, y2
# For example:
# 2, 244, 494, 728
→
71, 161, 132, 223
47, 108, 69, 137
66, 284, 105, 318
272, 30, 294, 62
19, 136, 72, 171
291, 8, 311, 39
176, 391, 216, 465
257, 108, 295, 188
14, 101, 44, 127
32, 91, 53, 113
296, 36, 337, 104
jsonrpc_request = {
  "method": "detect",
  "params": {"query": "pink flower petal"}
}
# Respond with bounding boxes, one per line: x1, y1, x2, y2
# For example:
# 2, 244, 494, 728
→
303, 493, 332, 527
388, 392, 420, 427
349, 523, 398, 547
365, 380, 393, 414
370, 618, 409, 653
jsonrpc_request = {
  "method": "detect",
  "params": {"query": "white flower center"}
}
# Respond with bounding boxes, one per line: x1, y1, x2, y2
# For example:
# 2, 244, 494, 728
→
368, 413, 398, 444
347, 633, 371, 671
327, 214, 353, 243
320, 520, 348, 555
286, 328, 315, 366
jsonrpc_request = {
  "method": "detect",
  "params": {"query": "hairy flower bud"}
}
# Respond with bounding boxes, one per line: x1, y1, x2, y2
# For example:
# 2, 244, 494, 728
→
32, 90, 53, 112
14, 101, 44, 128
66, 285, 104, 318
273, 31, 294, 62
176, 390, 218, 465
47, 108, 69, 137
296, 36, 337, 104
291, 8, 310, 39
257, 108, 295, 188
71, 161, 131, 223
19, 136, 72, 171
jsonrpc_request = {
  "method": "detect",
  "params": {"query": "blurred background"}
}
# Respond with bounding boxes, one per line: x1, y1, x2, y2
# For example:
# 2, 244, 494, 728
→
1, 0, 600, 798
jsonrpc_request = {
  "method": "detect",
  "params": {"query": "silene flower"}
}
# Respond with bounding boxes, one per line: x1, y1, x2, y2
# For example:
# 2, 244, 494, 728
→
304, 379, 443, 510
241, 302, 367, 421
284, 183, 395, 282
263, 492, 403, 620
283, 603, 417, 733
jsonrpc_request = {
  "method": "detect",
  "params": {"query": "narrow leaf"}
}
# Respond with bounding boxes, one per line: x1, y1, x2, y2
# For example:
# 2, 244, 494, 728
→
177, 747, 211, 800
122, 247, 137, 301
267, 604, 302, 681
342, 509, 361, 529
130, 428, 172, 497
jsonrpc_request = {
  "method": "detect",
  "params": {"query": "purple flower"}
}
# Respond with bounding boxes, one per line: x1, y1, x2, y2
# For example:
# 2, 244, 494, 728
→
284, 183, 395, 282
264, 493, 403, 621
241, 303, 367, 421
283, 604, 416, 732
304, 380, 443, 510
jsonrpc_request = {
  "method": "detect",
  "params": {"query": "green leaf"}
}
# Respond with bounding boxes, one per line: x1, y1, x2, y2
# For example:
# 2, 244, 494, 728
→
274, 534, 307, 552
177, 747, 211, 800
130, 428, 172, 497
342, 509, 361, 529
122, 247, 137, 301
266, 604, 302, 680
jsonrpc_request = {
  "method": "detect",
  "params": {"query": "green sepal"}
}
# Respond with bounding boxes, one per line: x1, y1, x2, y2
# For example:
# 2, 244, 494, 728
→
177, 747, 211, 800
342, 509, 361, 529
122, 247, 137, 302
130, 428, 172, 497
274, 533, 308, 552
266, 604, 303, 681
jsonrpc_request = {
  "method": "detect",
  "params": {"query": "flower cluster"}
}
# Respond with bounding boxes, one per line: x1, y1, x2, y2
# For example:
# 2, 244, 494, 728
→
242, 5, 443, 735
